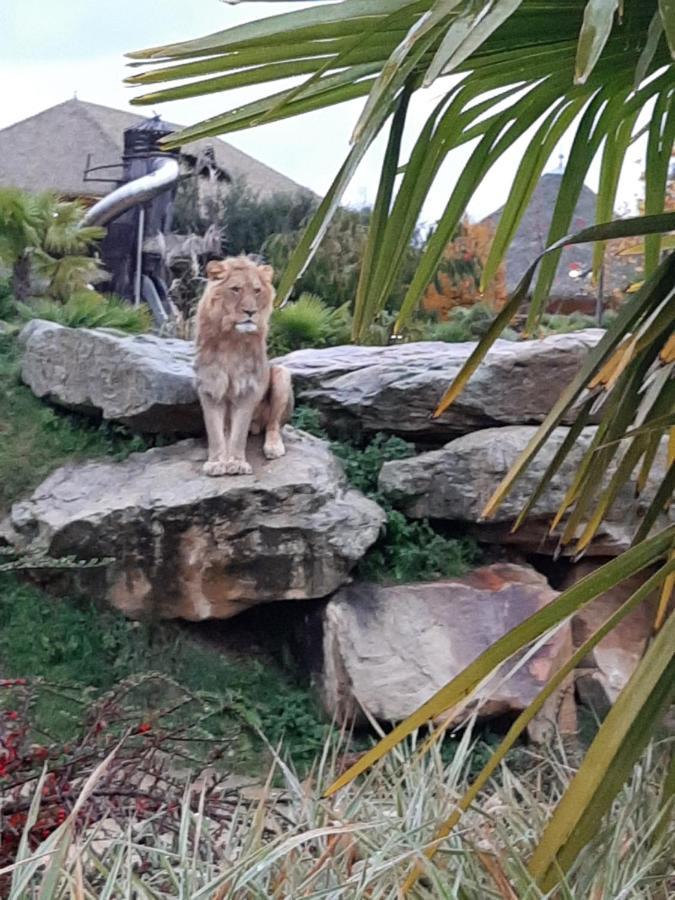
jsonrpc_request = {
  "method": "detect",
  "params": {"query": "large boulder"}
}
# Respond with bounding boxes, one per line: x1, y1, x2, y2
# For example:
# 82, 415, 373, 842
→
19, 320, 201, 433
274, 330, 603, 439
379, 426, 671, 556
562, 562, 660, 710
301, 564, 574, 738
20, 320, 602, 440
3, 429, 385, 621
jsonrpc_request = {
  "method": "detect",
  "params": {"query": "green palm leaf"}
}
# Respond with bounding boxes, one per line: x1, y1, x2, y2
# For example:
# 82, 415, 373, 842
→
129, 1, 671, 315
127, 7, 675, 894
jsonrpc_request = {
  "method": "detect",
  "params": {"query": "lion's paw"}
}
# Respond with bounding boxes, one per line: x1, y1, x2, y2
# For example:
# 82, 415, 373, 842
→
225, 458, 253, 476
203, 459, 228, 477
263, 440, 286, 460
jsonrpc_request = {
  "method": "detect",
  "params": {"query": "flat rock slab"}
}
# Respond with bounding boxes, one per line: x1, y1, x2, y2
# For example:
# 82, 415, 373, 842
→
379, 426, 671, 555
19, 320, 201, 433
20, 320, 602, 439
274, 330, 603, 439
5, 429, 385, 620
302, 564, 573, 737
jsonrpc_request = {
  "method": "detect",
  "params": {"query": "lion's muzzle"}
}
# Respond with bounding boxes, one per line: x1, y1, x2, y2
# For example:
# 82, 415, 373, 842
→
235, 321, 259, 334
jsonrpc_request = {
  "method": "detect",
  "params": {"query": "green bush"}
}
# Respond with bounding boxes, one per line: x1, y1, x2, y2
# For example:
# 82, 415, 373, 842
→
0, 277, 14, 320
331, 432, 415, 497
291, 405, 481, 583
268, 293, 351, 356
538, 310, 613, 334
291, 404, 326, 437
263, 206, 425, 311
172, 174, 316, 257
18, 291, 151, 334
358, 510, 481, 583
429, 303, 518, 343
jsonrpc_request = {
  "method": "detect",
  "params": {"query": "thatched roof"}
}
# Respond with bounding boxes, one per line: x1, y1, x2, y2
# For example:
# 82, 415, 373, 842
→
482, 172, 636, 300
0, 98, 311, 201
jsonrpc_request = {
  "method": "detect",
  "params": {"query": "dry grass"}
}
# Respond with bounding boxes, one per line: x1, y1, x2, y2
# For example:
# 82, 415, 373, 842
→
3, 727, 672, 899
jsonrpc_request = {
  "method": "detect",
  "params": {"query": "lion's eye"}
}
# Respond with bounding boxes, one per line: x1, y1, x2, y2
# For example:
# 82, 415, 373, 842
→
254, 287, 261, 295
231, 286, 241, 294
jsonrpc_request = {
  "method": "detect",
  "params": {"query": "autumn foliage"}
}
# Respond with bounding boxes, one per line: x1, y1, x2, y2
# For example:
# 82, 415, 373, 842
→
422, 220, 507, 320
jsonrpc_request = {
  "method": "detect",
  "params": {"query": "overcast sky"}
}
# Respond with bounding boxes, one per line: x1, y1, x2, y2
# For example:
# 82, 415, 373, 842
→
1, 0, 647, 222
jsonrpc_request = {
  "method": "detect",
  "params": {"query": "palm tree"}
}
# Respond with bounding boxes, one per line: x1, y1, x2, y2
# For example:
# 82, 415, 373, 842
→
128, 3, 674, 892
0, 188, 42, 300
0, 189, 105, 302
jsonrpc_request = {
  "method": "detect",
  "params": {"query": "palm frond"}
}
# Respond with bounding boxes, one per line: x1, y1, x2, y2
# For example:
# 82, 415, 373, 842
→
128, 1, 673, 322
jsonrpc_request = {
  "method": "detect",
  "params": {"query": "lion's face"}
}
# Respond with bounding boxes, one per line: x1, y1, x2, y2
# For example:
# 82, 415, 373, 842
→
204, 257, 274, 336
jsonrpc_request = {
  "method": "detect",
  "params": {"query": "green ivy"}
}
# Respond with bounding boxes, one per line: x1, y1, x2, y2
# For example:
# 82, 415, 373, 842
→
291, 405, 481, 584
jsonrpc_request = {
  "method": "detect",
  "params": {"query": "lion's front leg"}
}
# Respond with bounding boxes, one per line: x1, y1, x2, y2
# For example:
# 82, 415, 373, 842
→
225, 394, 258, 475
263, 366, 293, 460
199, 391, 229, 477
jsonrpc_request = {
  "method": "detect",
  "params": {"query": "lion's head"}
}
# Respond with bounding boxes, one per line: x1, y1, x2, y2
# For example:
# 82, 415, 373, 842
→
202, 256, 275, 337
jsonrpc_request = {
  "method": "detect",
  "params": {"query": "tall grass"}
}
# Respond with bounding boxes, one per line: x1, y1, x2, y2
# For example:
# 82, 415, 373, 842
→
3, 729, 672, 898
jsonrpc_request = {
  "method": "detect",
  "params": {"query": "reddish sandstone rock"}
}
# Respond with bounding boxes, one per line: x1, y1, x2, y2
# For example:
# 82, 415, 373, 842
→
302, 563, 574, 739
561, 562, 660, 707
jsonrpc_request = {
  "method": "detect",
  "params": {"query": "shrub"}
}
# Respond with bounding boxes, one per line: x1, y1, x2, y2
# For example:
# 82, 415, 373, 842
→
268, 293, 350, 356
18, 291, 151, 334
0, 277, 14, 320
290, 406, 481, 582
264, 205, 425, 310
330, 432, 415, 497
538, 310, 608, 334
429, 303, 518, 342
172, 174, 316, 257
291, 404, 326, 437
358, 510, 481, 583
0, 573, 328, 770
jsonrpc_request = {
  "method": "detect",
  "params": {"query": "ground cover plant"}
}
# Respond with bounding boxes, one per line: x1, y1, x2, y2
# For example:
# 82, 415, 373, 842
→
292, 405, 481, 583
16, 291, 151, 334
0, 572, 329, 780
0, 333, 155, 513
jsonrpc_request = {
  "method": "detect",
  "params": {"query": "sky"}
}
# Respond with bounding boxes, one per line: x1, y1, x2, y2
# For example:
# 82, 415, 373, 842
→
0, 0, 647, 223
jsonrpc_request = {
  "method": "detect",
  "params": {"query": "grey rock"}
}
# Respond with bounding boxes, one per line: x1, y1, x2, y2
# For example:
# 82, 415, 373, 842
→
19, 319, 201, 433
379, 426, 671, 555
307, 564, 574, 738
5, 429, 385, 620
20, 320, 603, 439
274, 330, 603, 439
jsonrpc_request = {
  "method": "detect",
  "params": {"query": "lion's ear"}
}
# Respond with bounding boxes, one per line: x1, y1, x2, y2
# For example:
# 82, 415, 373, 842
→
206, 260, 229, 280
258, 264, 274, 283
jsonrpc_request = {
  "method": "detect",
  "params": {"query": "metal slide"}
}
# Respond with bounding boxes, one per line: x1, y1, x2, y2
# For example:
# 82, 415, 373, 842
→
83, 156, 180, 324
82, 157, 179, 228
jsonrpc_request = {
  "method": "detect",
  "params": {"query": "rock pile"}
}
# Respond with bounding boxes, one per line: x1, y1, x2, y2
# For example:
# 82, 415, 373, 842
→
7, 320, 656, 730
20, 319, 602, 439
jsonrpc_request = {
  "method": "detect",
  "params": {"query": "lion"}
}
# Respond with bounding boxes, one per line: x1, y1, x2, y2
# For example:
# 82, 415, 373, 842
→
194, 256, 293, 477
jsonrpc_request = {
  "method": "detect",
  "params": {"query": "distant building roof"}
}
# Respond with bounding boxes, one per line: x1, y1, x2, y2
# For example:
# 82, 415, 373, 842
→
0, 98, 311, 201
482, 172, 636, 299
